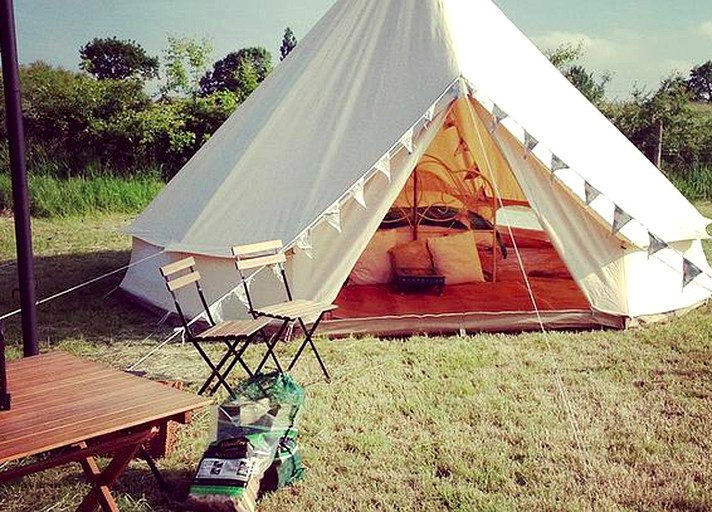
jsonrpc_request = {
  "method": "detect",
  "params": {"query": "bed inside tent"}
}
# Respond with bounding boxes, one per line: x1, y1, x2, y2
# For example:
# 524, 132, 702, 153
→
325, 97, 611, 335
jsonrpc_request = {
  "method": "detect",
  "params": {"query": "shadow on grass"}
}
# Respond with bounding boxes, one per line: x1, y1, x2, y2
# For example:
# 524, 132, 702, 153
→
0, 249, 160, 349
47, 463, 196, 512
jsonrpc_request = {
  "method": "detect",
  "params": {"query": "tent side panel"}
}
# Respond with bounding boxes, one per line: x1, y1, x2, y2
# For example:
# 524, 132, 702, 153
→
623, 240, 712, 317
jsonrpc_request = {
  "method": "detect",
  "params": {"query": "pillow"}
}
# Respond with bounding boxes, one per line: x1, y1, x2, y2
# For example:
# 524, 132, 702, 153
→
349, 230, 399, 285
427, 231, 485, 284
388, 239, 433, 272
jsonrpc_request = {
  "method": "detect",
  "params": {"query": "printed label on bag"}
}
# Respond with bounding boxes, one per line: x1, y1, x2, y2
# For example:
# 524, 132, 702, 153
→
195, 457, 254, 484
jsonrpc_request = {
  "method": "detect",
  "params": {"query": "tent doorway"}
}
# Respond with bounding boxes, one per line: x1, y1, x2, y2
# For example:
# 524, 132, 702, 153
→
327, 97, 611, 336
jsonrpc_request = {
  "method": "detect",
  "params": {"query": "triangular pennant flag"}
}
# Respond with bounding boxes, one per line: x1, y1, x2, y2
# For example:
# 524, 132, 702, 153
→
296, 230, 313, 259
523, 131, 538, 158
465, 79, 476, 96
353, 178, 367, 208
271, 262, 285, 282
647, 232, 668, 257
325, 203, 341, 233
584, 181, 601, 205
682, 258, 702, 288
234, 282, 250, 309
612, 205, 633, 234
455, 138, 469, 157
424, 103, 436, 122
489, 104, 508, 133
551, 154, 569, 172
401, 129, 414, 154
448, 81, 461, 98
374, 156, 391, 181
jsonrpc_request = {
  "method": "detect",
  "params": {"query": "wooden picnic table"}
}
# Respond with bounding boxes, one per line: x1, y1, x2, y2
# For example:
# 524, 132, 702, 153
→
0, 351, 212, 512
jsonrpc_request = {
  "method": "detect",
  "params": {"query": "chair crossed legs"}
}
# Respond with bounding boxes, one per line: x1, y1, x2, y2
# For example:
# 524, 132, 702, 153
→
232, 240, 337, 380
160, 257, 274, 397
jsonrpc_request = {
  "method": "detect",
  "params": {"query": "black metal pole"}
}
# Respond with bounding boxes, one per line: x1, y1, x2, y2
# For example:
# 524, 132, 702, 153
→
0, 0, 39, 357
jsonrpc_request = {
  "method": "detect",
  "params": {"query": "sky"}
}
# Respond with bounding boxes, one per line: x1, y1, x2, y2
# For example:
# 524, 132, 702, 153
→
10, 0, 712, 99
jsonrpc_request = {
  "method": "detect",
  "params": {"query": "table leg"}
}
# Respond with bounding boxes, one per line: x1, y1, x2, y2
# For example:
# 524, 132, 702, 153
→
77, 447, 118, 512
76, 427, 154, 512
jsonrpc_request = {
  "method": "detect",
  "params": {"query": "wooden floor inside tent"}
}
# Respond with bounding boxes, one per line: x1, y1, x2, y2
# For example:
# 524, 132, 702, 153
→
328, 238, 599, 336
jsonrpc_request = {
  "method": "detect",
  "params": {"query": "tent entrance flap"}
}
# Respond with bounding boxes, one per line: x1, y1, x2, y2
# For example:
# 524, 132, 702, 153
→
332, 95, 595, 329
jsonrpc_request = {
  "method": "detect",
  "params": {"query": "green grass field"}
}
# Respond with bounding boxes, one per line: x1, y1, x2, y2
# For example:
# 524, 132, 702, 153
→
0, 211, 711, 511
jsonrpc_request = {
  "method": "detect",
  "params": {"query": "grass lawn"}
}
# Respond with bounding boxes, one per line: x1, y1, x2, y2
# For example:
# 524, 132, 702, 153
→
0, 211, 711, 511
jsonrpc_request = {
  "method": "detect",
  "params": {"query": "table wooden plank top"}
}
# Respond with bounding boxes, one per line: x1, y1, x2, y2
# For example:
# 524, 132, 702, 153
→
0, 351, 212, 463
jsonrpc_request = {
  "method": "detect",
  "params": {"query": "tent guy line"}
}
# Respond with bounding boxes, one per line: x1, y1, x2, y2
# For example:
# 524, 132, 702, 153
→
0, 250, 165, 322
465, 93, 596, 476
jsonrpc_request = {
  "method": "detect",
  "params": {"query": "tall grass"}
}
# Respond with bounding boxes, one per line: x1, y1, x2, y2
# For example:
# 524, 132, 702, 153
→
0, 170, 164, 217
669, 165, 712, 201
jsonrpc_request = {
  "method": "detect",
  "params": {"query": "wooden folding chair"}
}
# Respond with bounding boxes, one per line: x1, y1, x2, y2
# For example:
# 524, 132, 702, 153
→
232, 240, 337, 380
160, 256, 273, 397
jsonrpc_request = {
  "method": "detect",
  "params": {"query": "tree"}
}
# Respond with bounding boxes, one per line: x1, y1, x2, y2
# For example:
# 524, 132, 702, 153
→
280, 27, 297, 61
544, 42, 582, 70
565, 65, 611, 106
161, 36, 213, 98
686, 60, 712, 103
199, 47, 272, 97
13, 61, 152, 174
544, 42, 611, 106
233, 60, 259, 102
79, 37, 158, 81
604, 75, 702, 170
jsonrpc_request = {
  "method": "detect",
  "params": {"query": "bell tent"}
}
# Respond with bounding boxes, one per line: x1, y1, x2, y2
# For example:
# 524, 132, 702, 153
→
120, 0, 712, 336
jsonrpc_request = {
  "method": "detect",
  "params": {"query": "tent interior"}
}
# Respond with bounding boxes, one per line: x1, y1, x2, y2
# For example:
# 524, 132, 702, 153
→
326, 96, 608, 335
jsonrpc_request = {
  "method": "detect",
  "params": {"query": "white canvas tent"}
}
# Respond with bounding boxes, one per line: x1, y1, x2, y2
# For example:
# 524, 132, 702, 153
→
121, 0, 712, 336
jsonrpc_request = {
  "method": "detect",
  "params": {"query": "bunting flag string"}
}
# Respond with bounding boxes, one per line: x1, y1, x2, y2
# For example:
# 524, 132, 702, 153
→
374, 156, 391, 181
683, 258, 702, 288
455, 138, 469, 157
612, 205, 633, 234
424, 104, 436, 123
550, 154, 569, 172
584, 181, 601, 205
647, 232, 668, 257
465, 80, 477, 97
325, 203, 342, 233
523, 131, 538, 158
234, 283, 250, 310
489, 104, 508, 133
401, 129, 414, 154
271, 263, 285, 283
296, 230, 314, 259
353, 178, 367, 208
469, 81, 712, 293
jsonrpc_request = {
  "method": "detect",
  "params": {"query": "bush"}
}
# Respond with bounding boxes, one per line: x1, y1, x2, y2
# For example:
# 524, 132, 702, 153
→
669, 165, 712, 201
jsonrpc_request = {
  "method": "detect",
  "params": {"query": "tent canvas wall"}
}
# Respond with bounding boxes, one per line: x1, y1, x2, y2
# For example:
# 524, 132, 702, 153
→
120, 0, 712, 336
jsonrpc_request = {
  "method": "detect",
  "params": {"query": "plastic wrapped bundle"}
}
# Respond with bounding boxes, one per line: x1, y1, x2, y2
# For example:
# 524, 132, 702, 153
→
187, 372, 305, 511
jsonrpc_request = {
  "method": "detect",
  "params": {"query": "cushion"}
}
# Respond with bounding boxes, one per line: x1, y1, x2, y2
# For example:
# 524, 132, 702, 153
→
388, 239, 433, 273
427, 231, 485, 284
349, 230, 399, 285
